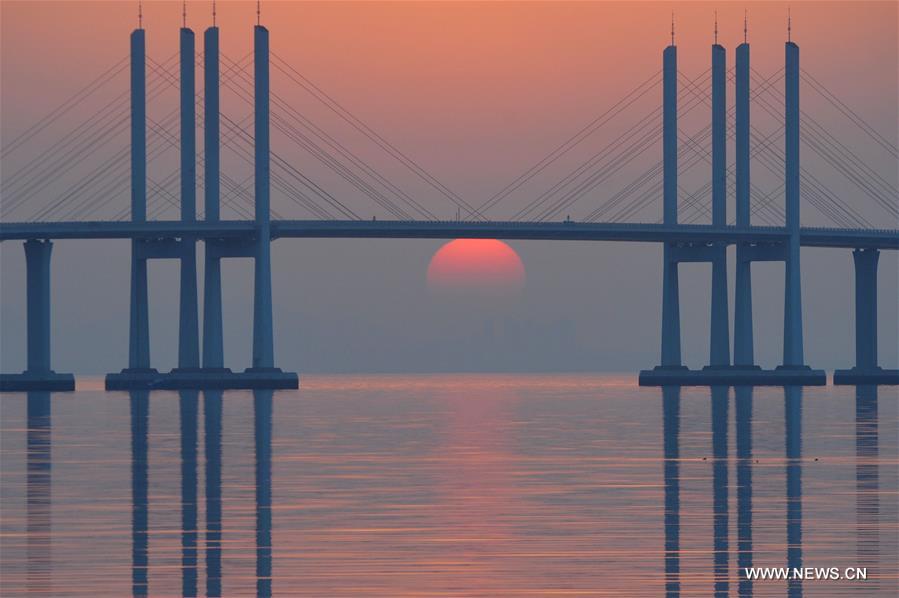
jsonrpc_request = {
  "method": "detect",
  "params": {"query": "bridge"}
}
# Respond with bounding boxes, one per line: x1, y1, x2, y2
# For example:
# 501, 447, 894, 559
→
2, 220, 898, 248
1, 15, 897, 391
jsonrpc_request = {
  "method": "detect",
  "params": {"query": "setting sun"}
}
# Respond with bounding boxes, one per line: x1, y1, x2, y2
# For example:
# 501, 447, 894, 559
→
427, 239, 525, 296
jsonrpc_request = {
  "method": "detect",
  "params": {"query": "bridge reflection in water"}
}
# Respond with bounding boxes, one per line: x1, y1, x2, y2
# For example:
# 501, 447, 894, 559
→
3, 21, 897, 392
126, 390, 272, 597
661, 384, 893, 597
3, 381, 895, 596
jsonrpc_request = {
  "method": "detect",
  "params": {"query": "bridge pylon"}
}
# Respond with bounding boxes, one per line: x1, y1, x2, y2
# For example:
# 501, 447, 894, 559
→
641, 36, 825, 386
106, 23, 296, 391
176, 27, 200, 373
733, 42, 754, 367
127, 27, 152, 374
658, 44, 684, 370
202, 25, 224, 370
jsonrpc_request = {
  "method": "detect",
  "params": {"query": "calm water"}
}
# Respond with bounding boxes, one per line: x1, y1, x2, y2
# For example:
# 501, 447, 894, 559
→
1, 375, 897, 597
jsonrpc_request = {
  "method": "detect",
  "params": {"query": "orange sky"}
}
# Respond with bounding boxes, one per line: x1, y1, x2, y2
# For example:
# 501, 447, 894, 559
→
2, 1, 896, 206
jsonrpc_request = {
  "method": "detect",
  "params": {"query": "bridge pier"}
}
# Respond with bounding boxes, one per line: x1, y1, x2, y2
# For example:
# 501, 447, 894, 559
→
660, 248, 683, 368
25, 240, 53, 374
202, 251, 225, 368
0, 240, 75, 391
105, 24, 295, 390
853, 248, 880, 369
709, 249, 730, 366
733, 248, 754, 366
834, 248, 898, 384
128, 252, 152, 371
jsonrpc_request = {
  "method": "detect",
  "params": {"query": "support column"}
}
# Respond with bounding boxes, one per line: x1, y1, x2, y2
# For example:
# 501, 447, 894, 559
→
853, 248, 879, 370
252, 25, 275, 370
202, 26, 224, 369
733, 42, 754, 366
782, 41, 804, 367
24, 240, 53, 374
129, 28, 151, 370
178, 27, 200, 370
660, 44, 682, 368
709, 43, 730, 367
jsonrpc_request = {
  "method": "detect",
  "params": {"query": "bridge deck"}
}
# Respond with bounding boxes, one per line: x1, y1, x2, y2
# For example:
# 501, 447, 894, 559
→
0, 220, 896, 249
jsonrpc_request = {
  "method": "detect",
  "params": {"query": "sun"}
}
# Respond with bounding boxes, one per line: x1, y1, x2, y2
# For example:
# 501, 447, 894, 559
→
426, 239, 525, 296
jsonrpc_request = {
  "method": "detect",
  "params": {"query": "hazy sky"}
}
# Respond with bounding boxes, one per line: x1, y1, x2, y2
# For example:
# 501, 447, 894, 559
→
1, 1, 897, 374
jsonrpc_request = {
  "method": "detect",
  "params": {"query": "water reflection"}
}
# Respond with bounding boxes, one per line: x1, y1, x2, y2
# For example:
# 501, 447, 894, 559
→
129, 391, 149, 597
3, 379, 892, 595
26, 392, 52, 596
856, 385, 879, 592
711, 386, 729, 597
662, 387, 680, 596
255, 390, 274, 598
785, 386, 803, 598
180, 391, 199, 597
125, 389, 273, 597
662, 385, 816, 596
734, 386, 753, 598
204, 391, 223, 597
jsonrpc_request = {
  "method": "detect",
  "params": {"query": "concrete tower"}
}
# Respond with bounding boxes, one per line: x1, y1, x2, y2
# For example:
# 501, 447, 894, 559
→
733, 40, 754, 366
202, 23, 224, 369
660, 38, 682, 368
178, 26, 200, 370
251, 25, 275, 370
709, 41, 730, 366
129, 27, 151, 370
782, 40, 804, 367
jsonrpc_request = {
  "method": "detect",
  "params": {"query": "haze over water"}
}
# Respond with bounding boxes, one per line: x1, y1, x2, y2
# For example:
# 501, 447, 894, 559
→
1, 376, 897, 596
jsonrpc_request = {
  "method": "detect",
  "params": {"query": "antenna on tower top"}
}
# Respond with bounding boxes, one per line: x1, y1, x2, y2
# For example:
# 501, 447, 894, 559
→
212, 0, 216, 26
257, 0, 261, 26
714, 10, 718, 44
671, 12, 675, 45
138, 0, 143, 29
788, 7, 792, 42
744, 9, 748, 43
182, 0, 187, 28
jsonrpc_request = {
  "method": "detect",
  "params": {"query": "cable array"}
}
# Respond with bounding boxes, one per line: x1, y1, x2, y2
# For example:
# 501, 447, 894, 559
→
2, 43, 895, 232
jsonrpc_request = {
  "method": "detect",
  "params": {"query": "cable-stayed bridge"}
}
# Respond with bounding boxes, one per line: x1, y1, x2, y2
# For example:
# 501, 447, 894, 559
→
2, 220, 897, 247
1, 22, 897, 390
